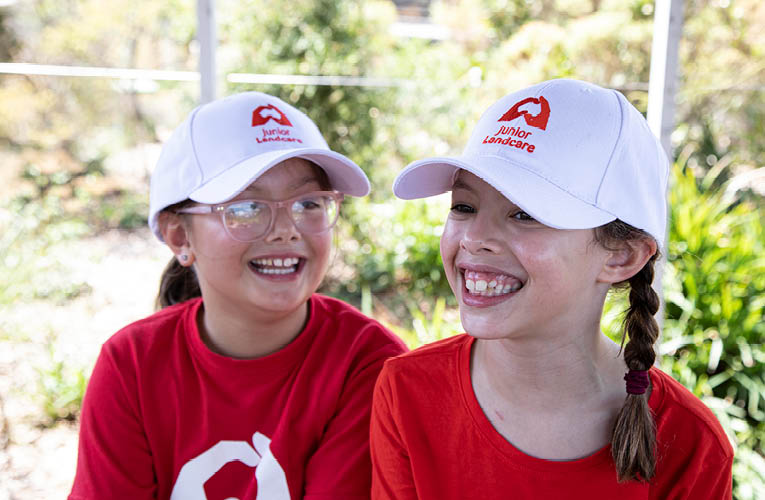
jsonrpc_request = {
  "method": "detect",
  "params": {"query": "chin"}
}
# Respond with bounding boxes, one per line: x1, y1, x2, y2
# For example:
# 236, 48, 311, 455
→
459, 313, 507, 340
262, 294, 310, 313
460, 307, 540, 341
245, 287, 310, 315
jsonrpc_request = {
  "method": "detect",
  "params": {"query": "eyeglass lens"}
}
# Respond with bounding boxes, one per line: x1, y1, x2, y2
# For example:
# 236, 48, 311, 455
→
223, 194, 339, 241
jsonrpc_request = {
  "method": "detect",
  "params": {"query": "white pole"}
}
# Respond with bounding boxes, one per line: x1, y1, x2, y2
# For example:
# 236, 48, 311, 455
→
197, 0, 217, 103
647, 0, 684, 337
647, 0, 684, 155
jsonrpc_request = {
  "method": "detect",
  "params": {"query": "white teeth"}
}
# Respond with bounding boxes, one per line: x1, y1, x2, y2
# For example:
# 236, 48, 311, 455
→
463, 271, 523, 297
258, 267, 294, 275
253, 257, 300, 268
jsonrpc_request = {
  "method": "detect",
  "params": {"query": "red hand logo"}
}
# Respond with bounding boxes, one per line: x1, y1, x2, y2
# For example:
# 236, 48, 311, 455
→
498, 96, 550, 130
252, 105, 293, 127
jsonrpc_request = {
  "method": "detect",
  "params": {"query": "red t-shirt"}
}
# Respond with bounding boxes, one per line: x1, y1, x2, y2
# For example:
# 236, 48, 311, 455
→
69, 294, 407, 500
370, 334, 733, 499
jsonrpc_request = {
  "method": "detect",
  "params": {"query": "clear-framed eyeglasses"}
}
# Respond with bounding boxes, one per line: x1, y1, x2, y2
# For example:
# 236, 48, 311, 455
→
175, 191, 343, 242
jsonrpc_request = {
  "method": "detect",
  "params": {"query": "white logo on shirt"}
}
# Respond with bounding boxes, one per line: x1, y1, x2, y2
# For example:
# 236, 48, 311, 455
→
170, 431, 290, 499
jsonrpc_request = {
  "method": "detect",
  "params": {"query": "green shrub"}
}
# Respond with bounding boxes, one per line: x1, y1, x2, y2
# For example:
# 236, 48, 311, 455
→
327, 195, 454, 315
36, 335, 88, 425
387, 296, 462, 349
0, 196, 89, 309
661, 161, 765, 497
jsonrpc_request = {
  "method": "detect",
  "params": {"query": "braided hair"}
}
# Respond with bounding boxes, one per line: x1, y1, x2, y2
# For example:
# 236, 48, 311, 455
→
595, 219, 661, 482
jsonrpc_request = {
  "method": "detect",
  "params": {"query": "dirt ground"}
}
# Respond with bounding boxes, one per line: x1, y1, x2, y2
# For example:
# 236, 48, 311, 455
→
0, 228, 169, 499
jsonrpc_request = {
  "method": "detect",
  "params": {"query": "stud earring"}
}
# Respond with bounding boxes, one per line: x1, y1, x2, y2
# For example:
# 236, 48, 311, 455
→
180, 254, 189, 262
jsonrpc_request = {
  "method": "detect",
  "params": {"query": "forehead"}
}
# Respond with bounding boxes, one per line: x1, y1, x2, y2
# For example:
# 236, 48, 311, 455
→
452, 170, 512, 204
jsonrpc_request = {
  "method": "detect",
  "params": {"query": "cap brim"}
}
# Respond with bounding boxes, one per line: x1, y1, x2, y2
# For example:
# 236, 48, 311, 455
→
393, 155, 616, 231
190, 148, 370, 203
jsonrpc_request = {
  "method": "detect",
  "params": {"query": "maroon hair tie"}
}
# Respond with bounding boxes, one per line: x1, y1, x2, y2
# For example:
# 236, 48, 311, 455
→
624, 369, 650, 395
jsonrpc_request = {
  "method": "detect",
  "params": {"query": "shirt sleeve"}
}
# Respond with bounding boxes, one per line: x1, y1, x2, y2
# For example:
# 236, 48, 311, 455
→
649, 453, 733, 500
647, 369, 735, 500
68, 344, 157, 500
696, 457, 734, 500
370, 362, 418, 500
302, 338, 405, 500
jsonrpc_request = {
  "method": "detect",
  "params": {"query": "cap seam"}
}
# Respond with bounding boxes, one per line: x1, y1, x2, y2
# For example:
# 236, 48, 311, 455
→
187, 106, 206, 186
189, 148, 368, 200
473, 153, 615, 216
594, 90, 625, 207
533, 79, 557, 98
192, 149, 321, 191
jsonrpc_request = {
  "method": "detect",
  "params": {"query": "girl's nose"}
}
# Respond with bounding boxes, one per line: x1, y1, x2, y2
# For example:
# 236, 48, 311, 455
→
264, 207, 301, 242
460, 237, 501, 254
460, 214, 502, 254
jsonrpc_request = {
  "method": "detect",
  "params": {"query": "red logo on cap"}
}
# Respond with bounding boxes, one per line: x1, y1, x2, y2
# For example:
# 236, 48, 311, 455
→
498, 96, 550, 130
252, 104, 293, 127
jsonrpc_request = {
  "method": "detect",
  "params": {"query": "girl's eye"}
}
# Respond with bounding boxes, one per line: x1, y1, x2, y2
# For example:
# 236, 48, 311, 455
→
510, 210, 535, 221
450, 203, 475, 214
296, 199, 322, 210
230, 201, 265, 217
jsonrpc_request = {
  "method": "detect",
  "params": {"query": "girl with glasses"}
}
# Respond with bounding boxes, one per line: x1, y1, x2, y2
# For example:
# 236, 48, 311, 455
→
69, 92, 407, 500
370, 79, 732, 499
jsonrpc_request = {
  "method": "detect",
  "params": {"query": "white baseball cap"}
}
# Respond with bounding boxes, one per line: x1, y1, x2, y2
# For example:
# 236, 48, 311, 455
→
149, 91, 370, 240
393, 79, 669, 243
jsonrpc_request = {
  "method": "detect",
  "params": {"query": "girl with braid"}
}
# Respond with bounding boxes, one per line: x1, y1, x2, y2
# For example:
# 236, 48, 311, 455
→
370, 79, 733, 499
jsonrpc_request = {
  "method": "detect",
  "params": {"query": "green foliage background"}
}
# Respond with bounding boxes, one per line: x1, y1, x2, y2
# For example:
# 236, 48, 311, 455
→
0, 0, 762, 497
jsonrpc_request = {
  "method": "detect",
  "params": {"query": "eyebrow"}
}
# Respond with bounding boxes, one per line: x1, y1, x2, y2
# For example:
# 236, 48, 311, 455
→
451, 179, 475, 192
451, 178, 522, 211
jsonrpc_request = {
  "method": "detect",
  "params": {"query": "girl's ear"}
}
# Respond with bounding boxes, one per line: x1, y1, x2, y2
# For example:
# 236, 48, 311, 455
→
597, 237, 657, 284
158, 211, 195, 267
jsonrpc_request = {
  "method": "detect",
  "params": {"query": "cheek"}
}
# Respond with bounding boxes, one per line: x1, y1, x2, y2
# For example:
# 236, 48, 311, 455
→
189, 219, 247, 259
515, 238, 558, 267
308, 233, 332, 269
513, 234, 593, 286
440, 223, 461, 286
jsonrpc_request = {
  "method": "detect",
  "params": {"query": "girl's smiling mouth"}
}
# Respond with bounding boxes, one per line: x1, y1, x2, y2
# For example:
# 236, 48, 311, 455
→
249, 255, 305, 279
458, 264, 525, 306
463, 270, 524, 296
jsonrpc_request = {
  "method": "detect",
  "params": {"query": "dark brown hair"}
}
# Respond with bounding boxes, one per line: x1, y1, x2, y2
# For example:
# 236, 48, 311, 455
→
594, 219, 660, 483
155, 199, 201, 310
155, 161, 332, 310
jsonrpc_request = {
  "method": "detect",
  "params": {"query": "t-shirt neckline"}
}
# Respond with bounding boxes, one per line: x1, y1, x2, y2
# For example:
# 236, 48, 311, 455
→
184, 295, 321, 375
457, 334, 663, 473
